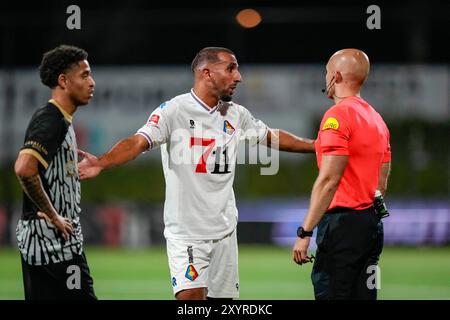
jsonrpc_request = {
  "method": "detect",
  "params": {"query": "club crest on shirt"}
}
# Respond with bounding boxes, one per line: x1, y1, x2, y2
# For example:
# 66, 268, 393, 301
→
322, 117, 339, 130
223, 120, 235, 135
147, 114, 160, 126
185, 264, 198, 281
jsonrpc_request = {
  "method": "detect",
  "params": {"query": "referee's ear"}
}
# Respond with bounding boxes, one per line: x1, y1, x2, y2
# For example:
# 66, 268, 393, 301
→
335, 71, 343, 84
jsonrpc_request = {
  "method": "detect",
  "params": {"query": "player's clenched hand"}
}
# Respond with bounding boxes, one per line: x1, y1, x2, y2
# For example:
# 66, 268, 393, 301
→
37, 211, 73, 241
292, 237, 312, 265
77, 149, 102, 180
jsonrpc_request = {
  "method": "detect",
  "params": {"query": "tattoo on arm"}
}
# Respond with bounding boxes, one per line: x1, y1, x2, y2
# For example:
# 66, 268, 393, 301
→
18, 174, 57, 219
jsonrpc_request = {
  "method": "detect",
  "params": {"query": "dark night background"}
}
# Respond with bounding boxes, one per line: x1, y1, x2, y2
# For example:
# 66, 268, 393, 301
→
1, 0, 449, 66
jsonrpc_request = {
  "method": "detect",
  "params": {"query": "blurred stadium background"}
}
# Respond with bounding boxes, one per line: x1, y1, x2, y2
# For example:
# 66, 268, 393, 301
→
0, 0, 449, 299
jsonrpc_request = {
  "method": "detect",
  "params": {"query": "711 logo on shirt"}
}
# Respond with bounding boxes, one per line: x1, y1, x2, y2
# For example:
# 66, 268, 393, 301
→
190, 137, 231, 174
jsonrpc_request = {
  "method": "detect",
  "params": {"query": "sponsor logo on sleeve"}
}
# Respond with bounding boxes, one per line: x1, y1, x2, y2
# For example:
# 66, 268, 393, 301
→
322, 117, 340, 130
24, 140, 48, 155
148, 114, 160, 126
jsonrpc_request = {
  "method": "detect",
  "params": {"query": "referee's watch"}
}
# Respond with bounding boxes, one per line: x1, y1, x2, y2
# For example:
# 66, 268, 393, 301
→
297, 227, 313, 239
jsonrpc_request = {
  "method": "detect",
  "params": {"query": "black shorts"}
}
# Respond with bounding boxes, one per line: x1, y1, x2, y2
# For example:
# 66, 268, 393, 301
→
311, 206, 384, 300
21, 252, 97, 300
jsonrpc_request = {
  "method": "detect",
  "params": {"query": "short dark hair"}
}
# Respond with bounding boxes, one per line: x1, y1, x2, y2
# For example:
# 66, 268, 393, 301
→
39, 45, 88, 88
191, 47, 235, 73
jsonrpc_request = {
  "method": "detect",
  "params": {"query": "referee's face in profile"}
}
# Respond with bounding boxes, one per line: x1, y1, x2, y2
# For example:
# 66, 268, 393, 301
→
65, 60, 96, 106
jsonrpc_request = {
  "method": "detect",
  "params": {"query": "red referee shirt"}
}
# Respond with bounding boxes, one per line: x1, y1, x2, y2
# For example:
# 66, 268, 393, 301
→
315, 96, 391, 211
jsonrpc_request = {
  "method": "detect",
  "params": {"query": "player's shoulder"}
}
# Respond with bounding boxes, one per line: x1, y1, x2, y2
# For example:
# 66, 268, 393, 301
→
34, 101, 62, 117
156, 94, 186, 115
29, 102, 65, 127
25, 102, 67, 138
170, 92, 191, 105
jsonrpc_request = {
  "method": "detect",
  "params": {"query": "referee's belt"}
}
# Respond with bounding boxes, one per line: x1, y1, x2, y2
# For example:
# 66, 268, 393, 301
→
326, 206, 374, 214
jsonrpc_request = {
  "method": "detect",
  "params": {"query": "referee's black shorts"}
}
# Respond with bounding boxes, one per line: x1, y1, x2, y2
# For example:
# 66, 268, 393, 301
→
311, 206, 383, 300
21, 252, 97, 300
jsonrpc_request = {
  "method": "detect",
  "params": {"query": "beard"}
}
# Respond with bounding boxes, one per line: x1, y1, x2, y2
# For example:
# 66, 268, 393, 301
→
220, 94, 232, 102
212, 79, 234, 102
219, 88, 234, 102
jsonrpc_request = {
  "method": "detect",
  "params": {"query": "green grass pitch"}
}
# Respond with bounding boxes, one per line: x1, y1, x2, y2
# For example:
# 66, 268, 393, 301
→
1, 245, 449, 299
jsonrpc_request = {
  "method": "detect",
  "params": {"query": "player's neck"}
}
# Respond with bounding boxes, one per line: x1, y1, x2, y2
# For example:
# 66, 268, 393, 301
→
51, 91, 77, 115
192, 86, 219, 108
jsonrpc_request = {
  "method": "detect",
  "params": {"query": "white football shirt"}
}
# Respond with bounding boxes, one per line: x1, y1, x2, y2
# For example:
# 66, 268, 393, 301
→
137, 89, 268, 240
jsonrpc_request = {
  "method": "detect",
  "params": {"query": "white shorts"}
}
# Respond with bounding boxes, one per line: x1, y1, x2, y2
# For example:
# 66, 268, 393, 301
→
166, 229, 239, 298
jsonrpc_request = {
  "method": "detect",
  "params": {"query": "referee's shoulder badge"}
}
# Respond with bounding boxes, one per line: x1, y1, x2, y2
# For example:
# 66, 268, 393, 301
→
322, 117, 340, 131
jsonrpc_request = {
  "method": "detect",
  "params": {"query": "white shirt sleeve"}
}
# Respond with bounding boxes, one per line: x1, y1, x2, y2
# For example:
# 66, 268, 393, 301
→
239, 106, 269, 145
136, 103, 171, 150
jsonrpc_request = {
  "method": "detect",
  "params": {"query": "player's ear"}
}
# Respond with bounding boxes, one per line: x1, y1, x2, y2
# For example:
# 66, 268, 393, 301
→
57, 73, 68, 89
202, 68, 211, 79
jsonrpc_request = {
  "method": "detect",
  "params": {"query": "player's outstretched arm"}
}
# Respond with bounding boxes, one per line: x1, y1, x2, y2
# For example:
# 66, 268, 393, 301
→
265, 128, 315, 153
78, 134, 149, 180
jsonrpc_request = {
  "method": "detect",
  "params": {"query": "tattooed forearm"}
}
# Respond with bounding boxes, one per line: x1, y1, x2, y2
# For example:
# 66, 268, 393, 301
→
17, 174, 57, 220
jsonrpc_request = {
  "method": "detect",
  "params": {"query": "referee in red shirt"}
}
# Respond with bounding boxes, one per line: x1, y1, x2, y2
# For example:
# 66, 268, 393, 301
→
292, 48, 391, 300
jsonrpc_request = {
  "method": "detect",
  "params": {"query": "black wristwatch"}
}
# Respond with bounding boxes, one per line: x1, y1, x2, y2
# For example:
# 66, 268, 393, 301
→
297, 227, 313, 238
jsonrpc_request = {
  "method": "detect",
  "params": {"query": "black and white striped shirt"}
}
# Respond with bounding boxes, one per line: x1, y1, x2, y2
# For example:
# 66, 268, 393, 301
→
16, 99, 83, 265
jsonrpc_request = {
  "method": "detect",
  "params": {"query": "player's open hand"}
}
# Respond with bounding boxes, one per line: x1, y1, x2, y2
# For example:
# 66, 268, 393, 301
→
292, 237, 313, 265
77, 149, 102, 180
37, 211, 73, 241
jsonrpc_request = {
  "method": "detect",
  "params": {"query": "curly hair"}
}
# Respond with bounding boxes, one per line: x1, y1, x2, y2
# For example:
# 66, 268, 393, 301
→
39, 45, 88, 88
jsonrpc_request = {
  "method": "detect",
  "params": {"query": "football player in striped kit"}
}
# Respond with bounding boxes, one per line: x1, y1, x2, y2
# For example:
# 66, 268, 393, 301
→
14, 45, 96, 300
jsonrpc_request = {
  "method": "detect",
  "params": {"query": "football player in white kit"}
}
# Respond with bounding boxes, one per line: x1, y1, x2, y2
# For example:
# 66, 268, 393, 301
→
78, 47, 315, 300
